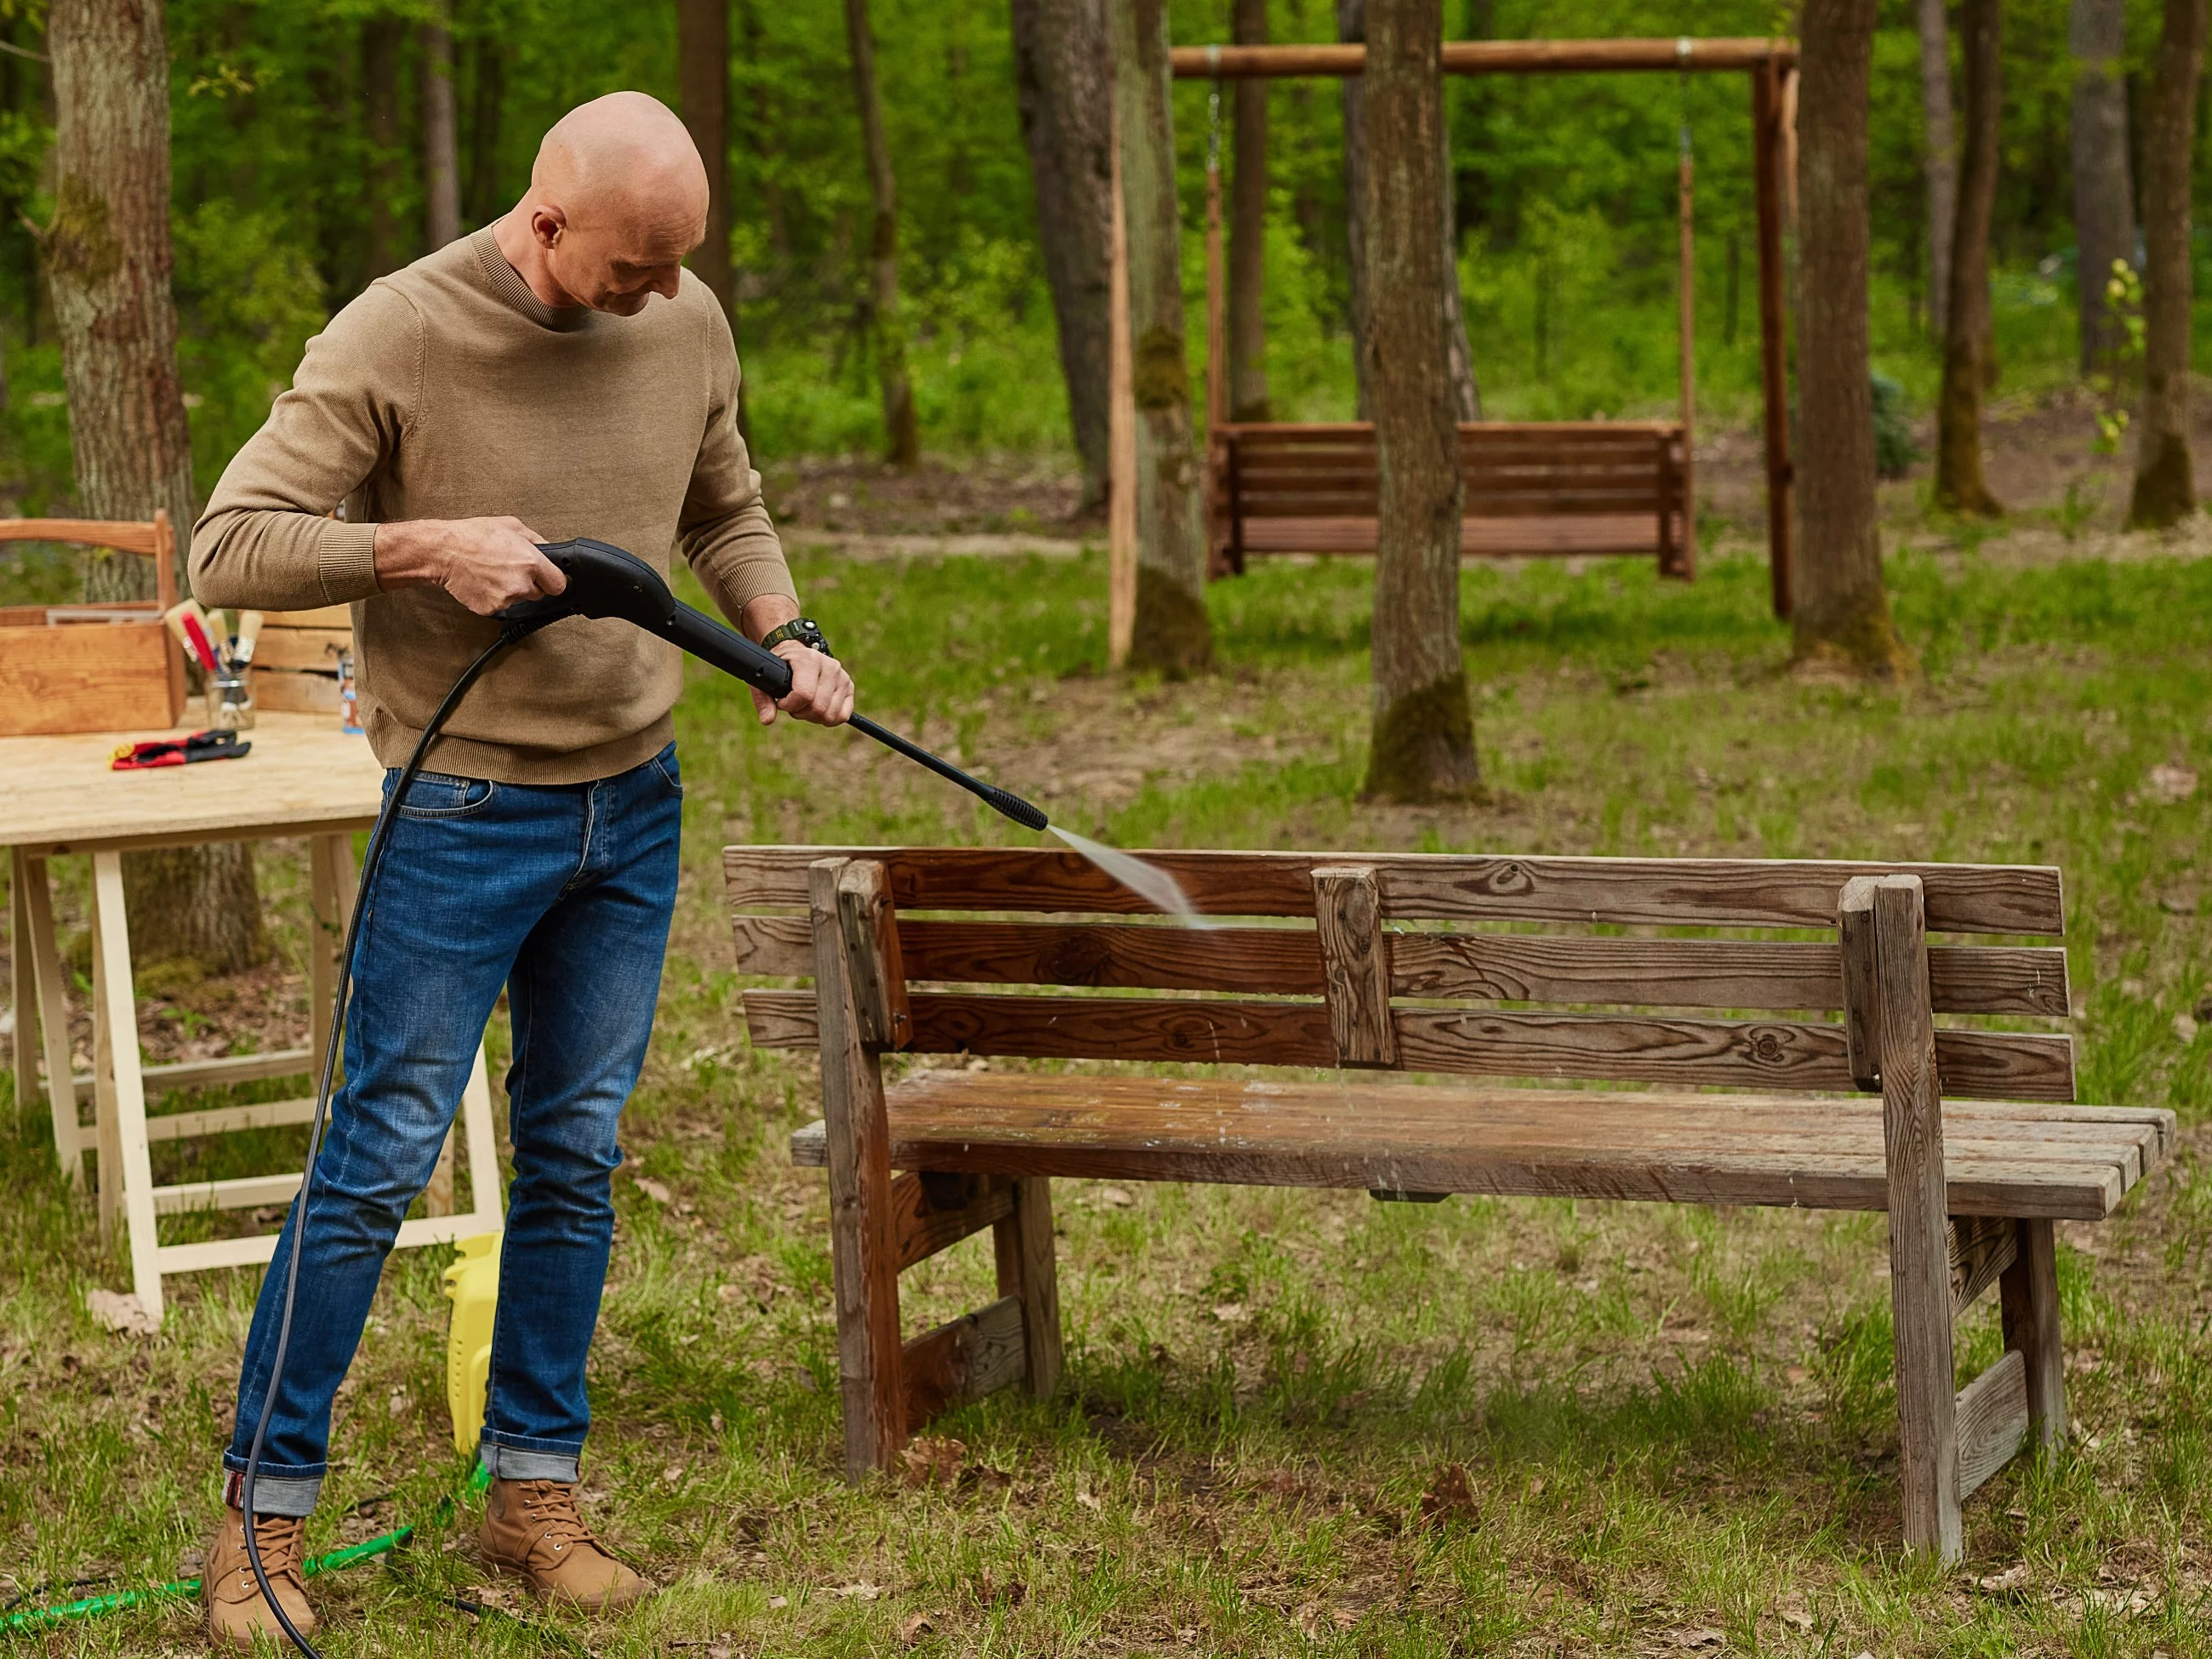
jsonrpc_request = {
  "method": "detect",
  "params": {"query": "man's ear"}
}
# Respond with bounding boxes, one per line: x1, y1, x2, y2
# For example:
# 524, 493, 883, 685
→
528, 205, 567, 249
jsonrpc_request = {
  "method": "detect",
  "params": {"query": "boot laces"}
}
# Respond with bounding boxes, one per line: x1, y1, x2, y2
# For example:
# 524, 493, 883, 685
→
242, 1513, 306, 1592
514, 1480, 602, 1564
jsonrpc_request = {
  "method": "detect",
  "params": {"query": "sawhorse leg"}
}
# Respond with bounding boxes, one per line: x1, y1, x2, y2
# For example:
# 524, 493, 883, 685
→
89, 852, 162, 1319
13, 850, 83, 1184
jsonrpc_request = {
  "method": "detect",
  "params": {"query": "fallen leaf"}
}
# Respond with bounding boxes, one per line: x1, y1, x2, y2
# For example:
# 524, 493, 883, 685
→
1097, 1185, 1135, 1207
86, 1289, 159, 1336
898, 1611, 935, 1645
1420, 1462, 1479, 1528
1784, 1365, 1810, 1385
1779, 1608, 1814, 1631
664, 1462, 685, 1485
2176, 1013, 2201, 1046
1075, 1489, 1103, 1510
1672, 1630, 1724, 1650
767, 1594, 790, 1610
634, 1176, 674, 1205
1977, 1564, 2031, 1593
386, 1389, 408, 1417
898, 1435, 965, 1487
1210, 1302, 1250, 1324
832, 1582, 882, 1600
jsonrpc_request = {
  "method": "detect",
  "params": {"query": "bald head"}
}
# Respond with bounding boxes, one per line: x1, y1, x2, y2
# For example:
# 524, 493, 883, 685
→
497, 92, 709, 316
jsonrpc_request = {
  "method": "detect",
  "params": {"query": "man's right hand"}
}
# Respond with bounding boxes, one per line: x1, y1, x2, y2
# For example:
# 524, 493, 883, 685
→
372, 516, 567, 615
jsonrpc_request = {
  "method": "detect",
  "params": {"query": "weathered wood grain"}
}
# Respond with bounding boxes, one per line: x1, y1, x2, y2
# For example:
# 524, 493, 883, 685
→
723, 847, 2064, 934
1949, 1214, 2020, 1314
994, 1177, 1063, 1400
836, 860, 911, 1052
902, 1294, 1028, 1432
1873, 875, 1963, 1562
744, 989, 2075, 1102
1999, 1217, 2067, 1452
1838, 876, 1883, 1091
1955, 1348, 2030, 1501
1314, 866, 1397, 1066
890, 1170, 1012, 1272
733, 913, 2067, 1018
786, 1075, 2165, 1221
810, 858, 905, 1479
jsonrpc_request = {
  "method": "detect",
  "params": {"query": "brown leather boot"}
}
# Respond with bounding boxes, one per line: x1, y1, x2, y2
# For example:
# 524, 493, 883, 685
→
201, 1504, 316, 1652
480, 1477, 650, 1611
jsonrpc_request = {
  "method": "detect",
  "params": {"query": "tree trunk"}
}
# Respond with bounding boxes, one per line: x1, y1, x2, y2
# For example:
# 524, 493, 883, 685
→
421, 3, 460, 250
465, 34, 505, 226
2129, 0, 2209, 527
362, 15, 404, 281
1340, 0, 1477, 424
1793, 0, 1911, 680
1918, 0, 1957, 339
1361, 0, 1476, 800
1936, 0, 2003, 515
1229, 0, 1270, 422
1011, 0, 1113, 508
47, 0, 262, 973
844, 0, 919, 468
1111, 0, 1212, 676
677, 0, 734, 324
2072, 0, 2136, 375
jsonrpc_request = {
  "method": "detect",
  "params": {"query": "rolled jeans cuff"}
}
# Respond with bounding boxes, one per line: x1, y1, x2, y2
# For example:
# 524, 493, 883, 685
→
480, 1437, 581, 1485
221, 1465, 322, 1519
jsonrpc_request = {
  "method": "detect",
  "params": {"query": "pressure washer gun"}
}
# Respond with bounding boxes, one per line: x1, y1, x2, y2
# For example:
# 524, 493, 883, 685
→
503, 539, 1049, 831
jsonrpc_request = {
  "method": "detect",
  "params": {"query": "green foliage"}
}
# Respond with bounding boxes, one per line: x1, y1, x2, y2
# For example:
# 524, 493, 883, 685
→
1870, 373, 1918, 480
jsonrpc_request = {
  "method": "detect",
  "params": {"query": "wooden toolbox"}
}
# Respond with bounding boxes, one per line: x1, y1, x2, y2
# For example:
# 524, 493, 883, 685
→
251, 603, 352, 714
0, 516, 185, 737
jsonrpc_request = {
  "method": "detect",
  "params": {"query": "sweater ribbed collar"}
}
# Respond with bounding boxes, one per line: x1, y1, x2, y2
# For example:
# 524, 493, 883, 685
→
470, 226, 593, 333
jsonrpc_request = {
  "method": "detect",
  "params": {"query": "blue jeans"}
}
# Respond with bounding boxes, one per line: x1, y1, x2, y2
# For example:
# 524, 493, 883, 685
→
223, 744, 683, 1515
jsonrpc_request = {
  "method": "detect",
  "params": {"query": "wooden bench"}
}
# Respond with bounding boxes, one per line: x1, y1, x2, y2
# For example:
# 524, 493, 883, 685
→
726, 845, 2168, 1561
1208, 420, 1692, 579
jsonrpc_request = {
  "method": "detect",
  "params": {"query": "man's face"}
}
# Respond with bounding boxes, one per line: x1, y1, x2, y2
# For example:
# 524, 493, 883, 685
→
539, 196, 704, 315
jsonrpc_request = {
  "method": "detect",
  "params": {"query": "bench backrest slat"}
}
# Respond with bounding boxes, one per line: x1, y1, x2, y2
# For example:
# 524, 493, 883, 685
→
739, 989, 2075, 1101
725, 847, 2064, 935
730, 914, 2067, 1018
727, 847, 2074, 1103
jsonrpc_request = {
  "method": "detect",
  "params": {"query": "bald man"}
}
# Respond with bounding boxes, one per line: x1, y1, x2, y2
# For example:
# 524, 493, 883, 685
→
188, 93, 848, 1649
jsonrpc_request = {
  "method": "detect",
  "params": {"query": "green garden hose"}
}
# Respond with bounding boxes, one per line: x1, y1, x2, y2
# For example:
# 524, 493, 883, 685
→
0, 1466, 489, 1635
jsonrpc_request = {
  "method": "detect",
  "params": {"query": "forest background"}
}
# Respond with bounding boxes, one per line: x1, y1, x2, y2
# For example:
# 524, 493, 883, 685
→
0, 0, 2176, 516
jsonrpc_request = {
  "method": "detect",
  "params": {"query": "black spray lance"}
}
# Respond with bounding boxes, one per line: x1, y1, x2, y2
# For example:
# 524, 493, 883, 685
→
509, 539, 1050, 830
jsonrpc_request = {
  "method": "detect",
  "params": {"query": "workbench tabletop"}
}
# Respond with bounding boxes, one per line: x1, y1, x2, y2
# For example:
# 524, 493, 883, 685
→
0, 712, 383, 854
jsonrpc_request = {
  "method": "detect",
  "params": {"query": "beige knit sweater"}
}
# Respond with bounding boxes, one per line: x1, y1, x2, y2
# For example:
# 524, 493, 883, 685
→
191, 227, 798, 784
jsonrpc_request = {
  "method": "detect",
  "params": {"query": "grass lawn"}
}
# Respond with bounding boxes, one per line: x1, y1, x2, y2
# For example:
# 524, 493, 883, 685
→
5, 524, 2212, 1656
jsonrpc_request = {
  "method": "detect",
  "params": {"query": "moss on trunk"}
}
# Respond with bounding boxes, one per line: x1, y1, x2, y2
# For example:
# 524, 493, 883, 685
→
2129, 428, 2198, 527
1362, 670, 1478, 802
1130, 565, 1211, 679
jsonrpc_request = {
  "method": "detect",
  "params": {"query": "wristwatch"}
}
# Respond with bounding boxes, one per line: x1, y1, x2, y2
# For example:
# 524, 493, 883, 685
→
759, 617, 833, 658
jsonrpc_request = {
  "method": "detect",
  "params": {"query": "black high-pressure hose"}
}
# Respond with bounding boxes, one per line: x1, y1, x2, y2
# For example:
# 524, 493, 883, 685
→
239, 543, 1047, 1656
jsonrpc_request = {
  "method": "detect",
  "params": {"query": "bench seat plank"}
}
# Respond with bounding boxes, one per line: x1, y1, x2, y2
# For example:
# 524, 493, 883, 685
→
787, 1074, 2169, 1221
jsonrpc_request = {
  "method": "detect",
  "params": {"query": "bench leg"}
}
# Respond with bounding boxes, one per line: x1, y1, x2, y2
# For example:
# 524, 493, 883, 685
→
1999, 1217, 2066, 1454
993, 1175, 1063, 1399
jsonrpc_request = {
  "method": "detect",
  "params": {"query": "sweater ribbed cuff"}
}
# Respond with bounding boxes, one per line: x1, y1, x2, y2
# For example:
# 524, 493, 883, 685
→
317, 519, 383, 604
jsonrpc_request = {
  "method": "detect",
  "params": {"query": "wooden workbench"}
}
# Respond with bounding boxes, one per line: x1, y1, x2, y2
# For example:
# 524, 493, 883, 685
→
3, 712, 501, 1320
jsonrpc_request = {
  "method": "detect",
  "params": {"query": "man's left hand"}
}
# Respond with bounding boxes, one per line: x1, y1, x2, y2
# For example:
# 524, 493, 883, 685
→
754, 641, 854, 727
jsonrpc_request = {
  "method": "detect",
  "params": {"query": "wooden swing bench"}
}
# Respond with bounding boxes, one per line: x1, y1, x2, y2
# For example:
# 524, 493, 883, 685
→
727, 843, 2167, 1561
1209, 419, 1693, 578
